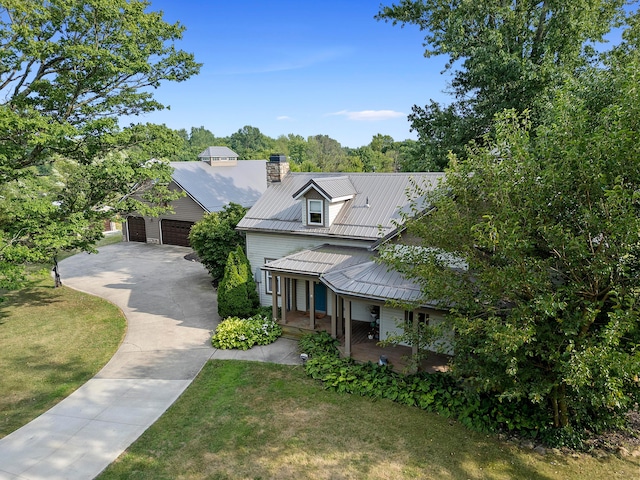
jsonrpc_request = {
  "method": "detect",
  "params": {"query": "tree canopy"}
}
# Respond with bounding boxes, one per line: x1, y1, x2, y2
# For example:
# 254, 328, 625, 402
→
376, 0, 627, 170
188, 203, 248, 286
382, 36, 640, 437
0, 0, 200, 288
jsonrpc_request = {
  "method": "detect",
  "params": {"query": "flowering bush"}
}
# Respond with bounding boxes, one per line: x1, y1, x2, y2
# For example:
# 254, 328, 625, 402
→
211, 314, 282, 350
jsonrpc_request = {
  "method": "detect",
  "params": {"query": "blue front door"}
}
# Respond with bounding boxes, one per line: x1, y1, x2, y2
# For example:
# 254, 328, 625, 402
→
314, 283, 327, 313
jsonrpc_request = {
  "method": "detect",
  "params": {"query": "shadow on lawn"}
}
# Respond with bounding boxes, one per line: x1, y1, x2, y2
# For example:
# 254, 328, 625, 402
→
0, 281, 62, 324
0, 350, 94, 438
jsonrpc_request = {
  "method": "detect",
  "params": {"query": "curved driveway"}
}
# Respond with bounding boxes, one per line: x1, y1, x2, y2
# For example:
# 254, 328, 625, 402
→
0, 242, 299, 480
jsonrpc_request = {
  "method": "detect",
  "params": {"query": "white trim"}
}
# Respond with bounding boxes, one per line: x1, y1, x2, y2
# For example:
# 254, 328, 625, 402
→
307, 199, 324, 226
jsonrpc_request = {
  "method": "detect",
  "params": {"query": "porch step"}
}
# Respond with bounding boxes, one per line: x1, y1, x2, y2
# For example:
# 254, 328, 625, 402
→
281, 325, 314, 340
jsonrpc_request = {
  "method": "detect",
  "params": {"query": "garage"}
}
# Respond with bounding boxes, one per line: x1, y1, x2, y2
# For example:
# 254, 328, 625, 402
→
127, 216, 147, 243
161, 219, 194, 246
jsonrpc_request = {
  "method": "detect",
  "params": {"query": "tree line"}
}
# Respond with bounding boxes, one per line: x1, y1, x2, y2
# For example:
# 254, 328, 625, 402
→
170, 125, 423, 173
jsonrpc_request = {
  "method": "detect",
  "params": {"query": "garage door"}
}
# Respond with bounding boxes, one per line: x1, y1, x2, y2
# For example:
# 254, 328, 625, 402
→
161, 220, 194, 246
127, 216, 146, 243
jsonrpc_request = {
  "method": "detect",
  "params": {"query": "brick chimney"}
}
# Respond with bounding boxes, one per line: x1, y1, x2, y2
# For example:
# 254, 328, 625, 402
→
266, 154, 290, 184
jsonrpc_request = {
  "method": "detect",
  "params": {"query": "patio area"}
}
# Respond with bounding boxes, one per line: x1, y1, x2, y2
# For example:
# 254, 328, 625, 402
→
280, 311, 451, 373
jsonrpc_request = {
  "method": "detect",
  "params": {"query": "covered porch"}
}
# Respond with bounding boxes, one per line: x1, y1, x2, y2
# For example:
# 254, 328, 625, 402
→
280, 310, 450, 373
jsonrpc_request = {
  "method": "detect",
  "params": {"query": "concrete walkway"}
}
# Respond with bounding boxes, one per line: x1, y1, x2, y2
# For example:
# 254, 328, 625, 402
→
0, 243, 300, 480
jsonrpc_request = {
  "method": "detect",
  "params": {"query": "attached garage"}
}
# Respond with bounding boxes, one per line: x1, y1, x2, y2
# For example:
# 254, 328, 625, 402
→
127, 216, 147, 243
161, 219, 194, 246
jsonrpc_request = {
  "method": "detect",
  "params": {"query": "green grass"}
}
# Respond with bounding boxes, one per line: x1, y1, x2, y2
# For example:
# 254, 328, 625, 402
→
0, 267, 126, 438
99, 361, 639, 480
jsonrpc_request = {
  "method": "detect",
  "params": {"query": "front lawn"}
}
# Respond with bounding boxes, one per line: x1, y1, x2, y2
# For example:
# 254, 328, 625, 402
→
0, 269, 126, 437
99, 360, 639, 480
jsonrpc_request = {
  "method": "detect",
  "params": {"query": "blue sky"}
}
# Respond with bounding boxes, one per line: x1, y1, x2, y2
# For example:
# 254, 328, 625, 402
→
132, 0, 452, 148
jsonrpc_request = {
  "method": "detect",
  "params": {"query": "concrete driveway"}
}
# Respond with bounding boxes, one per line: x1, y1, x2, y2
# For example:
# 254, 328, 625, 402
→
0, 242, 299, 480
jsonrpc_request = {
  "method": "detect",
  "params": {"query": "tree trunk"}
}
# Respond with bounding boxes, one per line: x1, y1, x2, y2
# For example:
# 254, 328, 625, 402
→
551, 383, 569, 428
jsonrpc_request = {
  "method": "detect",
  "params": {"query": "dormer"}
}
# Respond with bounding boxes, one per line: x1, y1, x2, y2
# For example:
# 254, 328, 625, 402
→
292, 176, 356, 227
198, 146, 239, 166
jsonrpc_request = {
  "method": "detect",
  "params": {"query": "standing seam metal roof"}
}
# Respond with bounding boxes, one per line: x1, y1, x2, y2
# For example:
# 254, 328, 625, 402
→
262, 244, 430, 304
170, 160, 267, 212
236, 171, 445, 240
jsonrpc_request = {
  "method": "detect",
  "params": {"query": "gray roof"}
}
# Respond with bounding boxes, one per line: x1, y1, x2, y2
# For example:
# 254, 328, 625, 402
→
264, 243, 433, 305
237, 172, 444, 241
170, 160, 267, 212
322, 260, 425, 304
293, 176, 357, 201
265, 244, 373, 276
197, 146, 238, 159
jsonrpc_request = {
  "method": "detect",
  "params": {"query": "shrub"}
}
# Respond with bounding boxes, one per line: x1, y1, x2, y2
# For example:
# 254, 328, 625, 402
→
188, 203, 247, 286
212, 314, 282, 350
298, 331, 556, 445
217, 245, 259, 319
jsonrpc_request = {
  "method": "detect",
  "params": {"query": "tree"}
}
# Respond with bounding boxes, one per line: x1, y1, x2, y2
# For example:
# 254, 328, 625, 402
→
0, 0, 200, 288
188, 203, 248, 286
217, 245, 259, 320
376, 0, 627, 170
306, 134, 346, 171
382, 50, 640, 436
229, 125, 275, 159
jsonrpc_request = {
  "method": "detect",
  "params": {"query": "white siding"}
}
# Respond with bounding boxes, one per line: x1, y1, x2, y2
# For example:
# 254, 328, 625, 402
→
380, 306, 406, 343
328, 200, 346, 226
246, 231, 372, 307
380, 307, 453, 355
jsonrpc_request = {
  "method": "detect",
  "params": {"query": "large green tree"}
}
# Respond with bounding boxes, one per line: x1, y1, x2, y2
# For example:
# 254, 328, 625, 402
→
382, 42, 640, 434
0, 0, 200, 288
376, 0, 627, 171
188, 203, 248, 286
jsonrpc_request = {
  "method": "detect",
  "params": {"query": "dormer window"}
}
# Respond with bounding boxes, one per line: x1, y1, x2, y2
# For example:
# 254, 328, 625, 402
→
308, 199, 324, 225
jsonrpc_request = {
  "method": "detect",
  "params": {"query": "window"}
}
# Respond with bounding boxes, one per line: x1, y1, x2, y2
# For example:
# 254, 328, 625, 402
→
405, 311, 429, 326
307, 199, 324, 225
264, 259, 280, 295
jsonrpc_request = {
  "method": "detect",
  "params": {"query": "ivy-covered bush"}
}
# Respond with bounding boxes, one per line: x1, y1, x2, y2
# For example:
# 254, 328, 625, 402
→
299, 332, 556, 445
212, 314, 282, 350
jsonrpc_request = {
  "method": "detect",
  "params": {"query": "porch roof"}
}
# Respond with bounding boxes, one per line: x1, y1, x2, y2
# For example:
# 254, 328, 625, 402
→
321, 260, 425, 303
264, 244, 373, 277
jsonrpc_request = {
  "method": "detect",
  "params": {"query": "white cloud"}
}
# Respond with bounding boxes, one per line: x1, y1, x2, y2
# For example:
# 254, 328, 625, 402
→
276, 115, 292, 121
328, 109, 405, 121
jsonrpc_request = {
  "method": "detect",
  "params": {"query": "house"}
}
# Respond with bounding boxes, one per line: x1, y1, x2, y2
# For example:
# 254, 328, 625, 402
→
237, 155, 450, 361
125, 147, 267, 246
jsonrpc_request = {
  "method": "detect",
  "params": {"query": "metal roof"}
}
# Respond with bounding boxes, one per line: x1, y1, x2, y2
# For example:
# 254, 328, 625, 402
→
264, 244, 373, 276
170, 160, 267, 212
321, 260, 424, 304
292, 176, 357, 201
237, 171, 445, 241
264, 243, 436, 306
197, 146, 238, 159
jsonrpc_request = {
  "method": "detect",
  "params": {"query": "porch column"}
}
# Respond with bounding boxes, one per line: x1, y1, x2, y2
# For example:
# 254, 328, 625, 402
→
330, 293, 338, 338
271, 274, 278, 321
309, 280, 315, 330
281, 275, 288, 324
344, 300, 352, 357
411, 310, 419, 373
291, 279, 297, 312
337, 296, 344, 338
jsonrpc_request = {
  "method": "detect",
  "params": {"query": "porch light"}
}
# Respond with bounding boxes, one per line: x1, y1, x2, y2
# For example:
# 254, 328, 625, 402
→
378, 355, 388, 366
